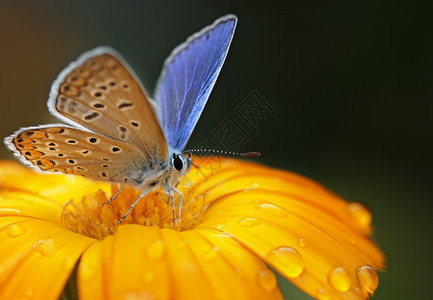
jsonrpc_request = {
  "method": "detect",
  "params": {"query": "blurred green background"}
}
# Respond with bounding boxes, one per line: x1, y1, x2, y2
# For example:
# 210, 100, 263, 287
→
0, 1, 431, 299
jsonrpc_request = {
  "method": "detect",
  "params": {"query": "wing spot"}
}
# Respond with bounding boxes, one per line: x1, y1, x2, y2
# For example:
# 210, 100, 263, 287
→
102, 157, 110, 161
111, 147, 120, 153
35, 159, 55, 170
68, 159, 76, 164
16, 139, 24, 143
118, 126, 127, 132
75, 166, 86, 171
88, 137, 99, 144
102, 165, 109, 168
82, 150, 90, 155
93, 103, 105, 109
49, 147, 56, 151
101, 172, 107, 177
58, 153, 64, 157
84, 112, 100, 120
48, 142, 57, 146
94, 92, 102, 97
118, 102, 133, 110
109, 81, 116, 86
130, 121, 140, 128
67, 139, 77, 144
61, 85, 81, 97
99, 85, 107, 90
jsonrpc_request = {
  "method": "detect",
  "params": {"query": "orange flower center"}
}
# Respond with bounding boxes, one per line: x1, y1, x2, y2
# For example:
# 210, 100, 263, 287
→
60, 180, 205, 239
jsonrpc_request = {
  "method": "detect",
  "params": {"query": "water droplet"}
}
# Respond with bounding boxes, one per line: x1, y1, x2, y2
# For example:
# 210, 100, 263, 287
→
258, 203, 289, 218
237, 217, 260, 227
315, 289, 330, 300
147, 240, 165, 260
356, 265, 379, 295
297, 237, 306, 248
80, 263, 96, 280
328, 267, 351, 292
7, 223, 26, 238
64, 255, 76, 269
348, 202, 371, 230
25, 288, 34, 298
202, 246, 220, 263
34, 239, 57, 256
142, 270, 156, 284
123, 291, 156, 300
266, 246, 304, 278
257, 269, 277, 293
178, 260, 197, 274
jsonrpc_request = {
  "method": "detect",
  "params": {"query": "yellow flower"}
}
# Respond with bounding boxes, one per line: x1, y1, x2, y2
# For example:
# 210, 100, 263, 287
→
0, 157, 385, 300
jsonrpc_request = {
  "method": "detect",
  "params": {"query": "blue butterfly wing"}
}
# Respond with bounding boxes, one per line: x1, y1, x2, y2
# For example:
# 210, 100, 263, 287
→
155, 15, 237, 151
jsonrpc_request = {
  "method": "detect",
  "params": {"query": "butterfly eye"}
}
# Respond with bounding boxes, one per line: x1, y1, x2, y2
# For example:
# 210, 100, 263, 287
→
173, 155, 183, 171
172, 154, 192, 174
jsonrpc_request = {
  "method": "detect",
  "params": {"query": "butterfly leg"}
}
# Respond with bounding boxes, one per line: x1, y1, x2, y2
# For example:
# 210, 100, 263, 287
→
164, 183, 176, 220
172, 186, 183, 221
103, 179, 127, 206
117, 185, 152, 224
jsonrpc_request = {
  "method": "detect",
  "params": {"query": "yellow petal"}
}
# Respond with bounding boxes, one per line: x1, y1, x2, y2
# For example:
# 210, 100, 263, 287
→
0, 216, 95, 299
163, 228, 283, 300
0, 161, 111, 206
0, 190, 62, 223
78, 225, 171, 300
78, 225, 283, 300
194, 161, 384, 299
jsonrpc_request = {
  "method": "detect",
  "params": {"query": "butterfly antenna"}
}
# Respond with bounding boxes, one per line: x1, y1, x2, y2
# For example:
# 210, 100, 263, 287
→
183, 149, 261, 157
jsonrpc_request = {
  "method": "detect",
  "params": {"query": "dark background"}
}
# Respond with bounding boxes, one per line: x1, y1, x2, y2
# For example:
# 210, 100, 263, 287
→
0, 1, 431, 299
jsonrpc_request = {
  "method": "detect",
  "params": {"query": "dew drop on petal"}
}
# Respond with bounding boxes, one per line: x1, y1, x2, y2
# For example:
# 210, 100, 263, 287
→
124, 291, 157, 300
257, 269, 277, 293
146, 240, 166, 260
7, 223, 26, 238
266, 246, 304, 278
178, 260, 197, 274
315, 288, 330, 300
356, 265, 379, 295
34, 239, 57, 256
258, 203, 289, 218
80, 263, 96, 280
348, 202, 372, 230
297, 237, 306, 248
142, 270, 156, 284
64, 255, 75, 269
328, 266, 351, 292
237, 217, 260, 227
25, 288, 34, 298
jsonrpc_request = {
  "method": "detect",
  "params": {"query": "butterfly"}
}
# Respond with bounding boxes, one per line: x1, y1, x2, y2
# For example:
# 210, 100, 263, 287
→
4, 15, 239, 223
